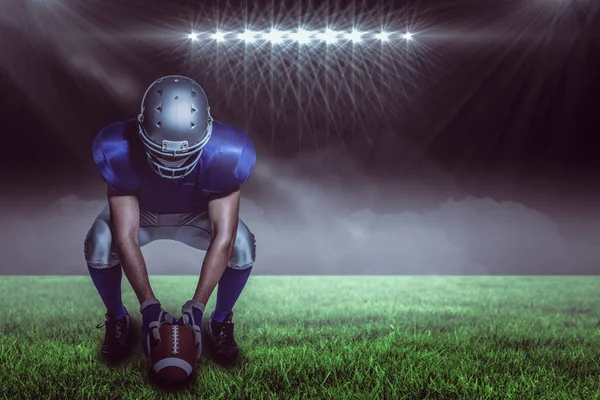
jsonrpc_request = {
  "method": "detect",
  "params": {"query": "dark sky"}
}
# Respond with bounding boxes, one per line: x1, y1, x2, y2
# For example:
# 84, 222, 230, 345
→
1, 0, 599, 275
1, 0, 599, 180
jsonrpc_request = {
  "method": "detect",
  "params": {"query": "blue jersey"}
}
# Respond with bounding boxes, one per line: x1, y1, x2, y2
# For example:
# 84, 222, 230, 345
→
92, 118, 256, 214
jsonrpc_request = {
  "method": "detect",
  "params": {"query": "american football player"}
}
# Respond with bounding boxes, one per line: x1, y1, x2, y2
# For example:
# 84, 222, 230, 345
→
85, 75, 256, 367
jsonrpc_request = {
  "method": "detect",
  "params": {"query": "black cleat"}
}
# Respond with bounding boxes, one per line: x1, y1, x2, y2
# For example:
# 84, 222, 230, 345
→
206, 312, 240, 366
96, 308, 132, 361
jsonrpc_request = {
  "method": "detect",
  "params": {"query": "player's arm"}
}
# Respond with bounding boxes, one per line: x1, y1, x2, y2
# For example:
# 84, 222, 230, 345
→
191, 188, 241, 304
107, 185, 157, 305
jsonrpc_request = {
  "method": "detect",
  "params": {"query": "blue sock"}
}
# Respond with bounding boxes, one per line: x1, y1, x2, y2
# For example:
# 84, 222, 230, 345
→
88, 264, 127, 320
211, 266, 253, 323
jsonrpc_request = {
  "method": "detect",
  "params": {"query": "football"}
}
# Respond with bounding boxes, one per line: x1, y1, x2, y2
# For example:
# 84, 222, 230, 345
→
149, 323, 197, 385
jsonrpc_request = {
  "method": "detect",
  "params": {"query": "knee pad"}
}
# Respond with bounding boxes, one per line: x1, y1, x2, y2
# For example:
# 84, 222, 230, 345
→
227, 225, 256, 270
84, 217, 119, 269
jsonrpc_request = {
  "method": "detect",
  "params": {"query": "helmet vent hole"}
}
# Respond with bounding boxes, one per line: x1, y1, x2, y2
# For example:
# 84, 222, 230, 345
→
191, 107, 196, 114
156, 121, 161, 128
191, 122, 196, 129
156, 88, 162, 95
155, 106, 162, 112
191, 90, 197, 97
174, 96, 179, 100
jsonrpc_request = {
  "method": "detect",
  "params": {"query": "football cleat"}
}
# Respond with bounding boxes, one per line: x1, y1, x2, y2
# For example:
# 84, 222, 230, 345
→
206, 312, 240, 366
96, 308, 133, 360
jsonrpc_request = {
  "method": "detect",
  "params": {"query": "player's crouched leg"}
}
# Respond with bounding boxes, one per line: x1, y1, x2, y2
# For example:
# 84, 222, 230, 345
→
84, 206, 135, 361
228, 219, 256, 270
205, 219, 256, 366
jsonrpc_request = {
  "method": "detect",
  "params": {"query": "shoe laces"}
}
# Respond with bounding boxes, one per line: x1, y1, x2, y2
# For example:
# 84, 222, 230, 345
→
97, 316, 128, 344
214, 322, 235, 347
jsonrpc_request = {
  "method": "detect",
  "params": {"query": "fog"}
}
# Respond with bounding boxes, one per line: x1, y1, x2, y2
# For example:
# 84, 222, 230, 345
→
1, 154, 598, 276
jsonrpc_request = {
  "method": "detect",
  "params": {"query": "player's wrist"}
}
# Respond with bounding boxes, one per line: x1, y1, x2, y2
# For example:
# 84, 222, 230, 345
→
184, 299, 205, 313
140, 298, 161, 313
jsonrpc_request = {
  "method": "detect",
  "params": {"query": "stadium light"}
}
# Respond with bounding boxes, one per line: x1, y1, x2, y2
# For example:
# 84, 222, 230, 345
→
375, 31, 390, 42
211, 31, 226, 42
186, 29, 416, 45
319, 29, 339, 44
239, 30, 257, 43
345, 29, 363, 43
264, 29, 285, 44
289, 28, 313, 44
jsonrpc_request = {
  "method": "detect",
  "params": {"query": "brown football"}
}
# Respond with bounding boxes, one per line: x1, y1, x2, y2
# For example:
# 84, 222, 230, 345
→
149, 323, 197, 385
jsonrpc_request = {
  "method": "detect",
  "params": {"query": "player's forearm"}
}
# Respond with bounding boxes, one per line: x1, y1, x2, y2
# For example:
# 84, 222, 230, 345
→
115, 238, 156, 305
191, 237, 234, 304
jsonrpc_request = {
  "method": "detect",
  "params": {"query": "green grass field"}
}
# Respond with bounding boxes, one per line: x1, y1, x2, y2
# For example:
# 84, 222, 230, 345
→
1, 276, 600, 399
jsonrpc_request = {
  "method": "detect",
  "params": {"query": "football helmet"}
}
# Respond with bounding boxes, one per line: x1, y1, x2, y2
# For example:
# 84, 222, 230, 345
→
138, 75, 213, 179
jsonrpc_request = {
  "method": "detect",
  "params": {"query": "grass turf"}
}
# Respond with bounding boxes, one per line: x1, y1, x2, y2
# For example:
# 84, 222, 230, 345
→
0, 276, 599, 399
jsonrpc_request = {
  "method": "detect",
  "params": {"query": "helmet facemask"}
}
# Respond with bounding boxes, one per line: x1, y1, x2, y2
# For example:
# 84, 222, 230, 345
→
138, 115, 212, 180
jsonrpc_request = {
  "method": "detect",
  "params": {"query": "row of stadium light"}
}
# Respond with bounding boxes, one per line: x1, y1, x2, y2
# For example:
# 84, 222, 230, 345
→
188, 29, 414, 44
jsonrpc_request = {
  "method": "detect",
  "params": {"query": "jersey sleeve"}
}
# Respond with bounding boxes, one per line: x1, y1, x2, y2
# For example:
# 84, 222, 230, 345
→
92, 125, 140, 196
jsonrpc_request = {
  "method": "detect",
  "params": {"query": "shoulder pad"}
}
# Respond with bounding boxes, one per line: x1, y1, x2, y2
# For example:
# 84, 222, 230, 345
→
92, 119, 141, 195
200, 122, 256, 195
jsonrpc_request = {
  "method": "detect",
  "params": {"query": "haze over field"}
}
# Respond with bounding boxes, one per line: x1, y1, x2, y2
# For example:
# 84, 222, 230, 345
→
1, 154, 598, 275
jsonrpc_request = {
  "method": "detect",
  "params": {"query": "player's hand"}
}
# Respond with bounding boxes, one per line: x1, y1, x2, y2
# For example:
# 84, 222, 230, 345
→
180, 300, 205, 360
140, 298, 176, 357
